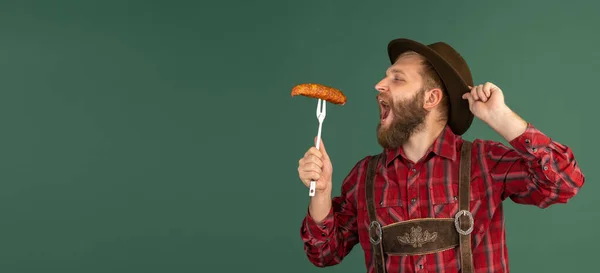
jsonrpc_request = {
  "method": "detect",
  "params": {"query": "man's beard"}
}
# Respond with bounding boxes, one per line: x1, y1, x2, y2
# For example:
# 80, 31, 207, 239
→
377, 89, 429, 149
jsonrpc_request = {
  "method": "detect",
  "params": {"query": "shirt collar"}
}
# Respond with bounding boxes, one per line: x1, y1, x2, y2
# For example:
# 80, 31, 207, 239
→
384, 125, 459, 166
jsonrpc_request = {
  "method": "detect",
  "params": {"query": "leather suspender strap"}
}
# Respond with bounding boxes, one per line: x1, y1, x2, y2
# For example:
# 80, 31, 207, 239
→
365, 140, 474, 273
458, 140, 474, 273
365, 154, 385, 273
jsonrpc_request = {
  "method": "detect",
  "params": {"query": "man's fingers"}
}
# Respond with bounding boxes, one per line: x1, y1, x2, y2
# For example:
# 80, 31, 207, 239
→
306, 147, 322, 161
483, 82, 491, 93
463, 82, 498, 106
478, 88, 487, 102
301, 154, 322, 167
483, 82, 493, 98
302, 171, 320, 184
483, 88, 491, 99
299, 155, 323, 171
466, 84, 496, 102
462, 92, 474, 106
309, 155, 323, 168
303, 161, 322, 173
472, 86, 480, 101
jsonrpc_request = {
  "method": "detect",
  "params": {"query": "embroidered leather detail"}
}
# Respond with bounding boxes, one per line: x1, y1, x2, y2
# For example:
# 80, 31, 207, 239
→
397, 226, 438, 248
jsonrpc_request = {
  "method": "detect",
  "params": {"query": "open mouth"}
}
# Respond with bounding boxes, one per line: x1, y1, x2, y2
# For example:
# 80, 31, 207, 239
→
379, 99, 391, 121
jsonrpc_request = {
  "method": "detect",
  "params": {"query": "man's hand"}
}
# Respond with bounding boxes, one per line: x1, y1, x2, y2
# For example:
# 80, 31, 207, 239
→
298, 137, 333, 194
462, 82, 528, 142
461, 82, 507, 122
298, 137, 334, 223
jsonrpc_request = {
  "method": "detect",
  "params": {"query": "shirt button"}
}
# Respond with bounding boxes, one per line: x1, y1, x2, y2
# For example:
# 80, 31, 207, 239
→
411, 198, 416, 203
532, 147, 537, 152
543, 165, 548, 171
419, 264, 423, 269
321, 232, 326, 236
412, 168, 417, 172
380, 201, 383, 206
525, 139, 530, 144
453, 196, 458, 201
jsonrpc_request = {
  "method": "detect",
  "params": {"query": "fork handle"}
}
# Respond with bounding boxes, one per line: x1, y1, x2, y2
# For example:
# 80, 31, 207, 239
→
309, 181, 316, 196
309, 120, 324, 197
315, 120, 323, 150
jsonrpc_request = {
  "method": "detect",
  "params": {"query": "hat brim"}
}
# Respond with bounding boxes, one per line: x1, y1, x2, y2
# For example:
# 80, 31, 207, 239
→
387, 38, 474, 135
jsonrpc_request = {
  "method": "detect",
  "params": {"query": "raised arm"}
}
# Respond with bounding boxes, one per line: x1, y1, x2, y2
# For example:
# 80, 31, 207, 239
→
299, 155, 366, 267
463, 82, 584, 207
483, 124, 584, 207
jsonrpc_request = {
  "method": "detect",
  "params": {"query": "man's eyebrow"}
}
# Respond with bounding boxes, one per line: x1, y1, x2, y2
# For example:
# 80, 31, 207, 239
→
386, 68, 407, 77
390, 69, 406, 75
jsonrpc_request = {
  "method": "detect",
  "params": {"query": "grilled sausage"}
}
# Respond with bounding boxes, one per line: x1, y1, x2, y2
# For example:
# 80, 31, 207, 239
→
291, 83, 346, 105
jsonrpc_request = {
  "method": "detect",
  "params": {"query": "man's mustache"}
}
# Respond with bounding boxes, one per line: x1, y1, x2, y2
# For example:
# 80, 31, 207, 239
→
376, 93, 392, 103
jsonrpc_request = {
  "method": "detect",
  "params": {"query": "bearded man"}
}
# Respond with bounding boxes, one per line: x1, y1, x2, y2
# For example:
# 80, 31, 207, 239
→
296, 38, 585, 273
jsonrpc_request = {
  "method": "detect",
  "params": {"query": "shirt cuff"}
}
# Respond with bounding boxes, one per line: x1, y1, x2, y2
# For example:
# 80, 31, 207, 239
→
508, 123, 552, 161
301, 207, 335, 242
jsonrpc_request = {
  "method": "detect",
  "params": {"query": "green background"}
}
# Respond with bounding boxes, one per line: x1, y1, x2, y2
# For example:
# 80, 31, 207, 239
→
0, 0, 596, 272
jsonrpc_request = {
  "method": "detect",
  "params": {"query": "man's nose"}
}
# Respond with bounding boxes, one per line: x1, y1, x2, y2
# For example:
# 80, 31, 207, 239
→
375, 81, 388, 93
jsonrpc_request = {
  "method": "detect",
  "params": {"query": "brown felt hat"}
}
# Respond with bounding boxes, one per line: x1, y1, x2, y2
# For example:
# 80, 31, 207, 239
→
387, 38, 474, 135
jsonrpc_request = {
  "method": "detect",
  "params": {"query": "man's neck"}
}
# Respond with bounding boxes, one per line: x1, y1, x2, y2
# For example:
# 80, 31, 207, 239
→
401, 121, 446, 163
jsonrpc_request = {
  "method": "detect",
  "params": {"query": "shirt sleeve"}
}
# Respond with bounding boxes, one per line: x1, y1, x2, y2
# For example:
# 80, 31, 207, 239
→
299, 157, 366, 267
484, 123, 585, 208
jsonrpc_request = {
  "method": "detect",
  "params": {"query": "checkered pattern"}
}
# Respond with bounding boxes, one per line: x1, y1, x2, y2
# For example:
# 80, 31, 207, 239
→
300, 124, 584, 273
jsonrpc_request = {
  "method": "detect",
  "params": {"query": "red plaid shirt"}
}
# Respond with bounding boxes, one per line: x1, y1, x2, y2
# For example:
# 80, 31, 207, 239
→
300, 123, 584, 273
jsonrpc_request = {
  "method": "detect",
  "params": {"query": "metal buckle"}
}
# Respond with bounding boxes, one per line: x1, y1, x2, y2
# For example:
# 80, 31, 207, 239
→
454, 210, 474, 235
369, 221, 383, 245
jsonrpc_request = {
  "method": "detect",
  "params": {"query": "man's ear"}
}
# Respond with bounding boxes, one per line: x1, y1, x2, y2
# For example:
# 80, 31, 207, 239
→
423, 88, 443, 110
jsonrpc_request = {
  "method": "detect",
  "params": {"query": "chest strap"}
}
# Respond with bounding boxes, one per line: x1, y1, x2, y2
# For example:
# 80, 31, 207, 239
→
365, 140, 474, 273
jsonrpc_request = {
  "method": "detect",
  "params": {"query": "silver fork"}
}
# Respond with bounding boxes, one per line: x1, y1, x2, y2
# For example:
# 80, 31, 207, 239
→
309, 99, 326, 197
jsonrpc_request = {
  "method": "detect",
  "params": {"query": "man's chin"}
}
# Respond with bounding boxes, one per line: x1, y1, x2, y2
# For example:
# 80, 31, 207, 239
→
376, 123, 387, 133
376, 126, 392, 147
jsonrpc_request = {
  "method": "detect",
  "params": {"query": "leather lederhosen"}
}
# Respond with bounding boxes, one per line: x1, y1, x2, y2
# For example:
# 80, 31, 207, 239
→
366, 140, 474, 273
